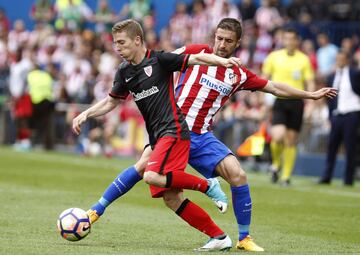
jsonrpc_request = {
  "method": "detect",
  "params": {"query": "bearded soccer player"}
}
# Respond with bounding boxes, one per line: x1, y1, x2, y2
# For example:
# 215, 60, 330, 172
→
72, 19, 244, 251
85, 18, 337, 251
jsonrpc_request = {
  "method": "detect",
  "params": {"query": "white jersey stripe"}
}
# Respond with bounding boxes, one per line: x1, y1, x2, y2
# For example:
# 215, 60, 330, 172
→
177, 65, 200, 109
198, 66, 222, 132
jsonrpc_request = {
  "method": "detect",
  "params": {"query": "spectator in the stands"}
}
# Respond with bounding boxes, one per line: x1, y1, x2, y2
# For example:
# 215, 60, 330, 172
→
285, 0, 311, 21
119, 0, 152, 21
302, 39, 318, 72
54, 0, 92, 31
209, 0, 240, 29
93, 0, 116, 34
30, 0, 55, 25
316, 32, 338, 78
0, 8, 10, 35
168, 2, 191, 48
9, 47, 34, 150
238, 0, 257, 21
340, 37, 356, 56
190, 0, 210, 44
254, 0, 283, 33
7, 19, 29, 54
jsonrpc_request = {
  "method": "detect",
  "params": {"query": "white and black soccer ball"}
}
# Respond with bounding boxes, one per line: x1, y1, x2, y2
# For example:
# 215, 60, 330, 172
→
57, 208, 91, 241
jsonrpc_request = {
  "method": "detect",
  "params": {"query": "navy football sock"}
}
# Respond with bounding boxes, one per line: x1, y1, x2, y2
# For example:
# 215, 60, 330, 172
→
231, 184, 252, 241
91, 166, 142, 215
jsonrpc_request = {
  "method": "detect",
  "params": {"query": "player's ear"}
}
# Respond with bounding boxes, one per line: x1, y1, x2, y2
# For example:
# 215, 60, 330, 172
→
134, 35, 142, 46
236, 39, 241, 49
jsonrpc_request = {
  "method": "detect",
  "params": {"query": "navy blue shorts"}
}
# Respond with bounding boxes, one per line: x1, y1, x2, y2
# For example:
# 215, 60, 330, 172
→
189, 132, 233, 178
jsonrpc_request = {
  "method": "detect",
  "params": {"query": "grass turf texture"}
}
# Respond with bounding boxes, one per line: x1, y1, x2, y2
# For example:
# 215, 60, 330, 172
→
0, 146, 359, 254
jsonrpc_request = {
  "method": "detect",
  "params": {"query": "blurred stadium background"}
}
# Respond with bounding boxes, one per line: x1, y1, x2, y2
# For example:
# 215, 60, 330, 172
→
1, 0, 360, 178
0, 1, 359, 253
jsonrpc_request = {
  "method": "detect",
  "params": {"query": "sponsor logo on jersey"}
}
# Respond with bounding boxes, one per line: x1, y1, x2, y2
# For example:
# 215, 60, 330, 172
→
144, 66, 152, 77
131, 86, 159, 101
199, 73, 232, 96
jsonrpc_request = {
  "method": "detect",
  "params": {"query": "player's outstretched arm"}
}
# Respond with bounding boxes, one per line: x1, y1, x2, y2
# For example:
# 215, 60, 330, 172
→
261, 81, 338, 100
188, 53, 242, 68
72, 96, 120, 135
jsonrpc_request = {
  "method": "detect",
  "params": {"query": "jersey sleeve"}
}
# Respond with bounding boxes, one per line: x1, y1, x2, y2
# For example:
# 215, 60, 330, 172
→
157, 51, 190, 72
109, 68, 129, 100
182, 44, 212, 54
238, 66, 268, 92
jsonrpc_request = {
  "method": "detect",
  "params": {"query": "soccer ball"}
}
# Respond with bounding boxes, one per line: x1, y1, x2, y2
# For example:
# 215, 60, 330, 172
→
57, 208, 91, 241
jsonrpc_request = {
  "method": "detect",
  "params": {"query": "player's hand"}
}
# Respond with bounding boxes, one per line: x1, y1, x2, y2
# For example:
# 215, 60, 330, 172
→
72, 112, 87, 135
222, 57, 242, 68
310, 87, 338, 100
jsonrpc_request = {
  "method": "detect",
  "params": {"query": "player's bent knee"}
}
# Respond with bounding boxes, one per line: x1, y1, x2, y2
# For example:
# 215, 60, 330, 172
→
228, 169, 247, 186
134, 146, 152, 175
271, 135, 283, 143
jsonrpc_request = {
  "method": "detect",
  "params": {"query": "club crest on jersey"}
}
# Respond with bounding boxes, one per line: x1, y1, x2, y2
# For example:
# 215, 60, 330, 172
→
144, 66, 152, 77
228, 73, 239, 84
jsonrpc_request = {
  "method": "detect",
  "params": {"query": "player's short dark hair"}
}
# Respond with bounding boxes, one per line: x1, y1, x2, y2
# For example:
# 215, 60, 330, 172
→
112, 19, 144, 43
284, 27, 299, 38
216, 18, 242, 40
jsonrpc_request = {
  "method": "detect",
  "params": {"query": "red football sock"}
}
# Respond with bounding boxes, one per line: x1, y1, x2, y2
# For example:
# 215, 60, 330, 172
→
18, 128, 31, 140
176, 199, 224, 238
165, 171, 208, 193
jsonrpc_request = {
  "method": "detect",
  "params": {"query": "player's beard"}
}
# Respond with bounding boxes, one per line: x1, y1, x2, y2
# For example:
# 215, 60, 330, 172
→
215, 49, 232, 58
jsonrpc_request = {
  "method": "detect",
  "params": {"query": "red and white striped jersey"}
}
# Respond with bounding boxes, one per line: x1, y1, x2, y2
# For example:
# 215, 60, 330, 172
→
175, 44, 268, 134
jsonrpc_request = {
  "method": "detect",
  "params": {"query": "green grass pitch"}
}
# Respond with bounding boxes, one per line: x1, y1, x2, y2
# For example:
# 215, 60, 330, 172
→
0, 146, 359, 254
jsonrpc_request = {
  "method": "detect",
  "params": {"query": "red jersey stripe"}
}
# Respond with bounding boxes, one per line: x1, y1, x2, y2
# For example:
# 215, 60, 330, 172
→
191, 66, 226, 133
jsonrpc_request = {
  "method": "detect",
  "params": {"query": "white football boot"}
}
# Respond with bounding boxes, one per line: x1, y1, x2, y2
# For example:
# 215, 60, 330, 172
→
194, 235, 232, 252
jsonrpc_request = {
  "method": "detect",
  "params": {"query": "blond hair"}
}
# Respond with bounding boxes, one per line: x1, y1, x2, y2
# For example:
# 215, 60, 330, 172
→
112, 19, 144, 43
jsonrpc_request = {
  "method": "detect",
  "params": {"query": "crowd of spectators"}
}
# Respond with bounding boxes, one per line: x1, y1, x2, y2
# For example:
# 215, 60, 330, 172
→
0, 0, 360, 158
